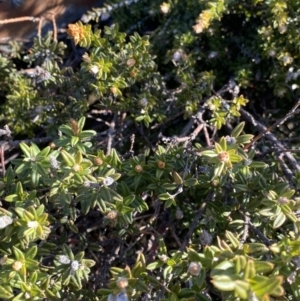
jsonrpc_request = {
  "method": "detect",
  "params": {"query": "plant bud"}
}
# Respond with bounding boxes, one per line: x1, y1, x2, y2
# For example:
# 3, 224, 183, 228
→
94, 157, 103, 166
71, 119, 79, 135
103, 177, 114, 186
199, 230, 213, 245
71, 260, 80, 271
159, 254, 168, 262
27, 221, 39, 229
126, 58, 136, 67
107, 210, 118, 220
139, 98, 148, 107
116, 277, 128, 289
218, 151, 229, 163
157, 161, 165, 169
135, 165, 143, 173
130, 70, 137, 78
49, 142, 56, 149
90, 65, 99, 75
160, 2, 170, 14
12, 261, 23, 271
278, 197, 289, 205
188, 262, 201, 276
72, 164, 81, 172
110, 87, 118, 95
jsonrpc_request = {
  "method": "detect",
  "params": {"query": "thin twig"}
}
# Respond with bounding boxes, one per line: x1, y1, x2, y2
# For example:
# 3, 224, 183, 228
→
240, 107, 300, 172
0, 145, 5, 176
106, 114, 117, 156
0, 16, 40, 25
180, 85, 229, 137
51, 14, 57, 42
37, 17, 44, 38
240, 213, 250, 244
239, 211, 272, 246
277, 153, 294, 186
135, 123, 156, 152
244, 99, 300, 150
170, 225, 182, 248
1, 137, 53, 152
180, 192, 214, 251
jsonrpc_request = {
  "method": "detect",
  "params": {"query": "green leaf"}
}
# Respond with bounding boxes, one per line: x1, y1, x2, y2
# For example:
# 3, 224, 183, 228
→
183, 178, 198, 187
158, 193, 171, 200
188, 249, 204, 262
59, 125, 74, 137
164, 198, 175, 208
243, 243, 269, 255
215, 143, 223, 153
31, 170, 40, 188
219, 137, 227, 150
19, 142, 31, 158
0, 286, 13, 299
249, 161, 268, 168
97, 197, 106, 213
231, 122, 245, 138
38, 146, 50, 157
74, 151, 83, 164
16, 181, 23, 195
281, 204, 297, 222
254, 261, 274, 273
225, 231, 240, 249
26, 245, 38, 259
211, 275, 236, 291
236, 134, 254, 145
244, 259, 255, 279
79, 130, 97, 139
60, 150, 76, 166
273, 211, 286, 228
71, 136, 79, 147
163, 265, 172, 279
4, 194, 17, 202
78, 117, 86, 131
201, 150, 218, 157
250, 276, 283, 297
211, 261, 234, 276
212, 162, 225, 179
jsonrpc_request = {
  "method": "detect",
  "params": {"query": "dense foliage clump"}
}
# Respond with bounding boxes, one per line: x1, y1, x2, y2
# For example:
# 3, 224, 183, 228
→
0, 0, 300, 300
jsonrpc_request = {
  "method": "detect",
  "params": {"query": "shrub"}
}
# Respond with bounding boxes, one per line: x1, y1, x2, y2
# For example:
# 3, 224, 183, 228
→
1, 0, 300, 300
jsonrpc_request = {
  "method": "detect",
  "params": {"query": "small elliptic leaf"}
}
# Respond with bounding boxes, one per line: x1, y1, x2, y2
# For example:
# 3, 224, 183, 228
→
244, 259, 256, 280
249, 161, 268, 168
201, 150, 218, 158
59, 125, 74, 137
235, 280, 250, 299
273, 211, 286, 228
71, 136, 79, 147
79, 130, 97, 139
158, 193, 171, 200
215, 142, 223, 153
236, 134, 254, 145
211, 275, 236, 291
254, 261, 274, 273
243, 243, 269, 255
251, 275, 283, 297
183, 178, 198, 187
78, 117, 86, 131
19, 142, 31, 158
231, 122, 245, 138
60, 150, 76, 166
225, 231, 240, 249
